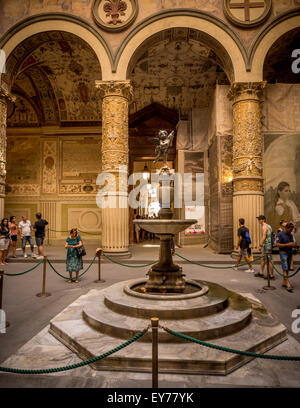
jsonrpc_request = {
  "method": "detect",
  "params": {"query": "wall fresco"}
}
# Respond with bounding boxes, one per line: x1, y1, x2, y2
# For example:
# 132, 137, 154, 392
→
264, 133, 300, 243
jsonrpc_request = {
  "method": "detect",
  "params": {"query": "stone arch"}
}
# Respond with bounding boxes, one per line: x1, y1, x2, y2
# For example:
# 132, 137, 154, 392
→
0, 13, 112, 87
249, 8, 300, 82
113, 10, 248, 82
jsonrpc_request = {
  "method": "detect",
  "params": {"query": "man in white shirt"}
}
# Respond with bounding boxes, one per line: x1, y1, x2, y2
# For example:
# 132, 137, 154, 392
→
18, 215, 36, 258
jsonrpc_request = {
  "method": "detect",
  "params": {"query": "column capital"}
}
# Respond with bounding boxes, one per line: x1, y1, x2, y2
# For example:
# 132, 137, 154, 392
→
227, 81, 267, 103
0, 86, 16, 104
95, 80, 133, 101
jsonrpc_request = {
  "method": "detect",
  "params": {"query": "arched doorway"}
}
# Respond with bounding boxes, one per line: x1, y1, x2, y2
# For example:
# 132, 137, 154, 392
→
262, 26, 300, 244
3, 29, 103, 244
126, 27, 233, 251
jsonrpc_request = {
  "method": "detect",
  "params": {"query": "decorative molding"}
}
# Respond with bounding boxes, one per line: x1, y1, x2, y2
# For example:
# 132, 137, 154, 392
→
248, 7, 300, 71
114, 8, 248, 75
95, 80, 133, 100
59, 184, 99, 194
223, 0, 272, 28
227, 81, 267, 103
0, 87, 16, 103
0, 12, 112, 88
92, 0, 138, 32
42, 140, 57, 194
6, 184, 40, 196
229, 82, 265, 194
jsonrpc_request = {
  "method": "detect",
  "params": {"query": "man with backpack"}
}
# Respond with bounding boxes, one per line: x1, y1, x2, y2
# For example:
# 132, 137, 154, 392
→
256, 215, 274, 279
233, 218, 254, 273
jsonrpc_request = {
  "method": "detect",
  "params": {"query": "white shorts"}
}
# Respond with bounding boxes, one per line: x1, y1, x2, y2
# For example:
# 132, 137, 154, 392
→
0, 238, 10, 251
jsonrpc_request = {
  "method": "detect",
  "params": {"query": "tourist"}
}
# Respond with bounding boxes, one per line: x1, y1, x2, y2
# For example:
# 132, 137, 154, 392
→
18, 215, 36, 258
8, 215, 18, 258
277, 220, 297, 271
233, 218, 254, 273
0, 218, 10, 265
276, 222, 296, 292
65, 228, 83, 283
32, 212, 48, 259
256, 215, 274, 279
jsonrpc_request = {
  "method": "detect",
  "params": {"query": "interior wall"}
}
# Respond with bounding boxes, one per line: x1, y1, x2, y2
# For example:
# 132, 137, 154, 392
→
5, 127, 102, 244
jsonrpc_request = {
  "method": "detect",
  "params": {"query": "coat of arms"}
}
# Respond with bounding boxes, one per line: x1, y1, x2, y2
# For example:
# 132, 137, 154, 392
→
93, 0, 138, 32
223, 0, 272, 27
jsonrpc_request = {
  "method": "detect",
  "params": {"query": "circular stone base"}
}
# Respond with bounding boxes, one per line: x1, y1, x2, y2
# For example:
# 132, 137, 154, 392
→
124, 279, 208, 300
82, 279, 253, 342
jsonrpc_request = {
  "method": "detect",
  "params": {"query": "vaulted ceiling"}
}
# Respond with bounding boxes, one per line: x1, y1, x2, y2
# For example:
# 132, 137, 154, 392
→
6, 31, 102, 127
128, 28, 230, 117
264, 27, 300, 84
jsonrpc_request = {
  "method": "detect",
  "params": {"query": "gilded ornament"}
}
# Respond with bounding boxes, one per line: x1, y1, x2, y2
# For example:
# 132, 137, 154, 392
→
92, 0, 138, 32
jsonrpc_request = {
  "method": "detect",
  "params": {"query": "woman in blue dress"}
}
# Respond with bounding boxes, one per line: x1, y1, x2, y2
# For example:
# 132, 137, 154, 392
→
65, 228, 83, 283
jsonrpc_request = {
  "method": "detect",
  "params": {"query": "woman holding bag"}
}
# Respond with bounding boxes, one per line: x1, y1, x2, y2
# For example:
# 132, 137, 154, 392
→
65, 228, 83, 283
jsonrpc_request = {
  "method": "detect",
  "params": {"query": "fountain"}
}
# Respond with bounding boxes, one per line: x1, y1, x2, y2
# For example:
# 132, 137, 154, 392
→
48, 129, 287, 375
134, 129, 196, 293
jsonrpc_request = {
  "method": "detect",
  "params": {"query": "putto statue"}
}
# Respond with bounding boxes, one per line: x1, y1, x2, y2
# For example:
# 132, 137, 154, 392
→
152, 129, 175, 174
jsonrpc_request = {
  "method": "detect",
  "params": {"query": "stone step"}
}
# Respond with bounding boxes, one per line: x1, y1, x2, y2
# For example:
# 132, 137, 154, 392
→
103, 279, 228, 319
49, 308, 287, 375
82, 292, 252, 342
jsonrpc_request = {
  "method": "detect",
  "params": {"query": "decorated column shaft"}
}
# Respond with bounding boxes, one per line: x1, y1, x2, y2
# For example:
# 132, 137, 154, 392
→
228, 82, 266, 250
95, 80, 133, 253
0, 87, 15, 218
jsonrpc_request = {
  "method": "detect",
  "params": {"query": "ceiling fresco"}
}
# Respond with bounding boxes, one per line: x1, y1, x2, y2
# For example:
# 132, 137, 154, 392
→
6, 31, 102, 127
129, 28, 230, 117
263, 27, 300, 84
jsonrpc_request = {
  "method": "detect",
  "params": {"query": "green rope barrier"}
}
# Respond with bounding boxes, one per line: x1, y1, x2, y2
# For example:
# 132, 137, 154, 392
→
49, 228, 101, 236
162, 327, 300, 361
102, 252, 156, 268
268, 256, 300, 279
0, 329, 147, 374
47, 255, 97, 280
4, 259, 44, 276
175, 253, 264, 269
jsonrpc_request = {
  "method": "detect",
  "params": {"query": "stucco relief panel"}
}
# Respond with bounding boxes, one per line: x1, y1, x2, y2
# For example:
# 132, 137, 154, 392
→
42, 140, 57, 194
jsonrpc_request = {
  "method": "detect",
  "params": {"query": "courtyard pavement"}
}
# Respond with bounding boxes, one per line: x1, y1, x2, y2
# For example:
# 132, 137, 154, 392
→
0, 243, 299, 387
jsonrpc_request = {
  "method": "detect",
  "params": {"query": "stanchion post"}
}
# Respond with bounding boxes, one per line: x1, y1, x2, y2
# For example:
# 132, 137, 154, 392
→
263, 255, 276, 291
151, 317, 159, 388
94, 248, 105, 283
0, 269, 10, 328
36, 256, 51, 297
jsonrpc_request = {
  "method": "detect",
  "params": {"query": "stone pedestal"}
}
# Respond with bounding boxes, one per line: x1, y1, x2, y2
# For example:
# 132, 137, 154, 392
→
96, 80, 133, 254
0, 87, 15, 219
228, 82, 266, 250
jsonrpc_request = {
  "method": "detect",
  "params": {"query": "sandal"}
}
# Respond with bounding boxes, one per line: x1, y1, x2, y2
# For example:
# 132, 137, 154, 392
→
74, 279, 79, 283
67, 279, 73, 283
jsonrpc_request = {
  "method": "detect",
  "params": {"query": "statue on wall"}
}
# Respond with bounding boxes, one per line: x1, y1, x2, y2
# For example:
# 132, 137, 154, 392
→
151, 129, 174, 174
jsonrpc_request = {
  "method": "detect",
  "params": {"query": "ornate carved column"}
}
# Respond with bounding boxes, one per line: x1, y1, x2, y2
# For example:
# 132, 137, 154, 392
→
95, 80, 133, 254
0, 87, 15, 218
228, 82, 266, 250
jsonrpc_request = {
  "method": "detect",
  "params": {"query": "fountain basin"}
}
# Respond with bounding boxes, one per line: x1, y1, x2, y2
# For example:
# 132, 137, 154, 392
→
134, 219, 197, 235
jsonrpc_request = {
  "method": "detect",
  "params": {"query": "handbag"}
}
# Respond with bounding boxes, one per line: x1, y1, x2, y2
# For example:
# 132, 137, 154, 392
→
76, 236, 86, 257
